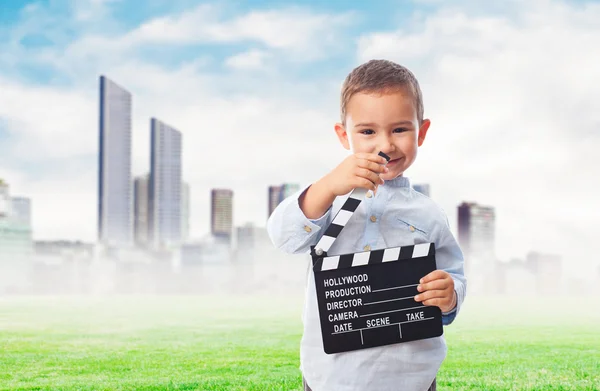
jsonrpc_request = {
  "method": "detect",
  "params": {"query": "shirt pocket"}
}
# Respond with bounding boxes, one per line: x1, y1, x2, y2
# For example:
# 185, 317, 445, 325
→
396, 218, 428, 234
389, 217, 431, 245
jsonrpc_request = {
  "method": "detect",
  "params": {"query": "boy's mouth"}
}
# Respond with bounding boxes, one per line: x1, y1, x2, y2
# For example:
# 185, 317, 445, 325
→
387, 157, 402, 166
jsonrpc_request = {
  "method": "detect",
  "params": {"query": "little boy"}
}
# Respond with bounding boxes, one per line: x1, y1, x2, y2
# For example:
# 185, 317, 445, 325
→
267, 59, 466, 391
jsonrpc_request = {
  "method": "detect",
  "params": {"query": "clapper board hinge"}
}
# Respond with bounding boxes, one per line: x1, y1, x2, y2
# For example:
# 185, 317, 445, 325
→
312, 151, 390, 257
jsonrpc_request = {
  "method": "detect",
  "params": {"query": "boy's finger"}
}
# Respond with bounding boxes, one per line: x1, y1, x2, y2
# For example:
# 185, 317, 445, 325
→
356, 152, 389, 165
357, 168, 384, 187
417, 279, 448, 292
414, 289, 447, 302
419, 297, 445, 307
419, 270, 447, 284
357, 159, 388, 174
359, 178, 377, 192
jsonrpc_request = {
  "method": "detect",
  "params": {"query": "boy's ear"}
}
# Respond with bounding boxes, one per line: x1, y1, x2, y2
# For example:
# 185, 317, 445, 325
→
417, 119, 431, 147
334, 122, 351, 150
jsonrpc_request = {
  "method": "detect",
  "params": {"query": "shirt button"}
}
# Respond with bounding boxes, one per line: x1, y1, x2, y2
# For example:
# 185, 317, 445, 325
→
409, 225, 415, 232
304, 225, 312, 233
363, 245, 371, 251
370, 215, 377, 223
366, 192, 373, 198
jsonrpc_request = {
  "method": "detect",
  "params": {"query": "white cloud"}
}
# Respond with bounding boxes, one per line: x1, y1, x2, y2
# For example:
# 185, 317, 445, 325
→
225, 49, 270, 70
0, 78, 97, 159
111, 4, 354, 60
1, 2, 354, 82
72, 0, 122, 21
356, 0, 600, 272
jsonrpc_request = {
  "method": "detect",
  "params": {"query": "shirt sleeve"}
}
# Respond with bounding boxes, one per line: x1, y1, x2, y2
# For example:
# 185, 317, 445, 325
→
267, 184, 334, 255
434, 213, 467, 326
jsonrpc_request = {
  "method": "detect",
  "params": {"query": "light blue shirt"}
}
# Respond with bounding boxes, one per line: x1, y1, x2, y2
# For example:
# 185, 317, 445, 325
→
267, 175, 467, 391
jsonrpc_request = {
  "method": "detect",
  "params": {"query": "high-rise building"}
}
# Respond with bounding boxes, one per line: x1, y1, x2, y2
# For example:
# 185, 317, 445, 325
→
236, 222, 270, 251
234, 222, 271, 264
98, 75, 133, 247
181, 182, 190, 243
268, 183, 300, 217
268, 185, 282, 218
458, 202, 496, 273
133, 174, 149, 247
211, 189, 233, 239
526, 251, 562, 295
11, 197, 31, 227
282, 183, 300, 199
413, 184, 430, 197
0, 179, 9, 218
597, 265, 600, 295
0, 180, 33, 293
149, 118, 182, 249
496, 259, 536, 296
237, 222, 256, 251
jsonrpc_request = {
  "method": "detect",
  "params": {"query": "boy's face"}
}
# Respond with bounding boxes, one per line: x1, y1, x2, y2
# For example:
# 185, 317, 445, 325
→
334, 89, 430, 181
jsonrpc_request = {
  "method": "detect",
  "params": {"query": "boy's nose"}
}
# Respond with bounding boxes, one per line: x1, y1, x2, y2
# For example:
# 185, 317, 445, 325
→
378, 140, 395, 155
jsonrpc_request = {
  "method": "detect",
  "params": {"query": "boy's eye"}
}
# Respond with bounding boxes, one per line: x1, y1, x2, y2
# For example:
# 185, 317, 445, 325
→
360, 128, 410, 135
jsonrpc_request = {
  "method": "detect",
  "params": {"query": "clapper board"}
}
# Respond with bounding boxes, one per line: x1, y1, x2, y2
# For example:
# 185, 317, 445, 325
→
310, 151, 443, 355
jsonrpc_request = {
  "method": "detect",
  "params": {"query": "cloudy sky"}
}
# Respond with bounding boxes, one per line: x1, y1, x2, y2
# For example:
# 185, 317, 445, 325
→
1, 0, 599, 278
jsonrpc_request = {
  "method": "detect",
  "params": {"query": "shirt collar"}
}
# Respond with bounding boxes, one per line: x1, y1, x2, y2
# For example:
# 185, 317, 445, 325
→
384, 175, 411, 188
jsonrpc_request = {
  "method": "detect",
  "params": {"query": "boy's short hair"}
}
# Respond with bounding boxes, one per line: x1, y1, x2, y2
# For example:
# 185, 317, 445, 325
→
340, 59, 424, 125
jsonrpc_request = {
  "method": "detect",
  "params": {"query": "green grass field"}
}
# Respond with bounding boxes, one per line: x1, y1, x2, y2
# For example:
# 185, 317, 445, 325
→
0, 295, 598, 390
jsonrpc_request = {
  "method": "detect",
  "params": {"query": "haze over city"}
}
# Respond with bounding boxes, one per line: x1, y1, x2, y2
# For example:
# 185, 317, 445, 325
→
1, 0, 599, 291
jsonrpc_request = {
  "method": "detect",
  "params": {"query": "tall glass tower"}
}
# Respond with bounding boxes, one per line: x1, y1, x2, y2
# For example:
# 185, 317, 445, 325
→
211, 189, 233, 240
149, 118, 182, 249
133, 174, 150, 247
457, 201, 496, 272
267, 183, 300, 218
98, 76, 133, 247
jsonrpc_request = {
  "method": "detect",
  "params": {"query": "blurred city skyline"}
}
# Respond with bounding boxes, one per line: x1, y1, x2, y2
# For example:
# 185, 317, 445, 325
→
1, 0, 599, 282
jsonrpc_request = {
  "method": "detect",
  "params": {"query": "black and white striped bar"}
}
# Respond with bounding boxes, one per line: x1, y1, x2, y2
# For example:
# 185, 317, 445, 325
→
314, 187, 367, 255
313, 243, 433, 272
313, 151, 390, 256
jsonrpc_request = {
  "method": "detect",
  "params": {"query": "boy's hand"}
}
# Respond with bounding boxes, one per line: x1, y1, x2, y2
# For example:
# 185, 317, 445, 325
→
414, 270, 456, 313
323, 152, 389, 196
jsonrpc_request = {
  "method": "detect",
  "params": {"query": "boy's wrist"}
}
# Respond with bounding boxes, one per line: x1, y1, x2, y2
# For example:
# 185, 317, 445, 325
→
446, 290, 457, 312
300, 177, 336, 220
318, 173, 336, 199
